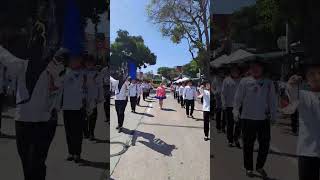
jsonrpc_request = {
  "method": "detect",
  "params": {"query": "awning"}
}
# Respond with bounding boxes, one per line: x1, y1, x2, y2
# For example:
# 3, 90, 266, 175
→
210, 54, 229, 68
227, 49, 256, 64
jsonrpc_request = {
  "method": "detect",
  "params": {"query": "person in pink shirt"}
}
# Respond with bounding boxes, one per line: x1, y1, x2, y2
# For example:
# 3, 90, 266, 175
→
155, 82, 167, 109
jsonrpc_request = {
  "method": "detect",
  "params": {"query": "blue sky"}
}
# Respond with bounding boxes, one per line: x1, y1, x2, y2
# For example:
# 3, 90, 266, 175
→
110, 0, 193, 73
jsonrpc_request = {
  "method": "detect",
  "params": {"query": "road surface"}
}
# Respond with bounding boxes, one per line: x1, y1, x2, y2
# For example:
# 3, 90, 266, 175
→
110, 90, 210, 180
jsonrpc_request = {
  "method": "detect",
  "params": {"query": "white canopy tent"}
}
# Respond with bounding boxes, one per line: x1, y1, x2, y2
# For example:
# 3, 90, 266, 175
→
210, 54, 229, 68
174, 77, 190, 83
227, 49, 256, 64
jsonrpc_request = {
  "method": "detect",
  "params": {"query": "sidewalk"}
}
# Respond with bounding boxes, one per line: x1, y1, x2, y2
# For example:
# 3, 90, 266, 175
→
110, 92, 210, 180
0, 103, 108, 180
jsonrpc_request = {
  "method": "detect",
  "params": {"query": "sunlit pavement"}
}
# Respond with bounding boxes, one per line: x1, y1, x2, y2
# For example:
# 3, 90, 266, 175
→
110, 91, 210, 180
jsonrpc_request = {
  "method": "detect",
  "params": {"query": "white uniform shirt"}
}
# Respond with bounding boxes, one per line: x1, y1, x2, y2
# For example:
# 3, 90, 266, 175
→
128, 83, 139, 97
183, 85, 197, 100
175, 85, 180, 92
179, 86, 185, 97
288, 88, 320, 158
0, 46, 63, 122
115, 82, 128, 101
202, 89, 211, 112
221, 76, 240, 108
62, 69, 85, 110
233, 76, 277, 121
85, 69, 100, 109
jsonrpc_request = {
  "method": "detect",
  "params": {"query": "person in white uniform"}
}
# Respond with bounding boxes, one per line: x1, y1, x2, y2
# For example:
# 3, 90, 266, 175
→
114, 78, 130, 133
0, 46, 70, 180
198, 80, 211, 141
221, 67, 241, 148
62, 56, 86, 163
83, 55, 101, 140
179, 83, 186, 108
183, 80, 197, 118
233, 61, 277, 178
136, 79, 142, 106
286, 62, 320, 180
176, 83, 181, 103
128, 79, 139, 113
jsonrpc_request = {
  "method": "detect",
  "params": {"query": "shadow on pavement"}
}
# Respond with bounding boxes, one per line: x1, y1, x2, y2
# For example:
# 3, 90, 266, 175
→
141, 122, 203, 129
94, 138, 109, 144
134, 112, 154, 117
138, 105, 152, 108
194, 118, 204, 121
0, 133, 16, 139
78, 159, 108, 170
269, 150, 299, 159
145, 100, 156, 103
127, 130, 177, 156
161, 108, 176, 112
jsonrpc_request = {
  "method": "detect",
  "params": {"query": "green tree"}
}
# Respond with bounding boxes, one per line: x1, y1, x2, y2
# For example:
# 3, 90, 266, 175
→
110, 30, 157, 79
147, 0, 210, 75
182, 59, 199, 78
157, 67, 179, 80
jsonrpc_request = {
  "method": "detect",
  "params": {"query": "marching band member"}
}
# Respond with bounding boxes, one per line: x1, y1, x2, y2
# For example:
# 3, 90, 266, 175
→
221, 67, 241, 148
183, 80, 197, 118
128, 79, 139, 113
62, 55, 86, 163
233, 61, 277, 178
287, 62, 320, 180
1, 46, 70, 180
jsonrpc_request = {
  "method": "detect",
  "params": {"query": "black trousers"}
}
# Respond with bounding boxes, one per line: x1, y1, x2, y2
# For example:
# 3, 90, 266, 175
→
143, 92, 148, 100
63, 110, 85, 156
16, 118, 57, 180
130, 96, 137, 112
180, 96, 185, 107
185, 99, 195, 116
174, 91, 177, 99
137, 96, 141, 105
177, 93, 180, 103
242, 119, 270, 170
216, 109, 225, 131
291, 110, 299, 133
0, 93, 3, 130
204, 111, 210, 137
104, 101, 109, 123
226, 107, 241, 143
299, 156, 320, 180
115, 100, 127, 128
84, 108, 98, 137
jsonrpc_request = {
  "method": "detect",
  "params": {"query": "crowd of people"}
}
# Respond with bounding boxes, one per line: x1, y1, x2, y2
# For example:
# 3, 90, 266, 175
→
171, 80, 211, 141
0, 46, 109, 180
112, 78, 154, 133
210, 58, 320, 180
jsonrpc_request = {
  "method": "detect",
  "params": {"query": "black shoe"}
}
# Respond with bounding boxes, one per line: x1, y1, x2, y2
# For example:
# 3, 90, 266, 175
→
191, 115, 194, 118
74, 155, 81, 163
246, 170, 254, 177
118, 127, 122, 133
228, 142, 233, 147
256, 168, 268, 178
235, 141, 241, 148
204, 136, 210, 141
66, 155, 74, 161
116, 126, 120, 130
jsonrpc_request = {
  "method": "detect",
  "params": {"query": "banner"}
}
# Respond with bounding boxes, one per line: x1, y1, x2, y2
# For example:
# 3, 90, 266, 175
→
128, 59, 137, 80
63, 0, 84, 56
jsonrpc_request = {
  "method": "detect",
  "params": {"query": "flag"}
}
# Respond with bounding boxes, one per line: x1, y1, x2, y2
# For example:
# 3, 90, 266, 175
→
63, 0, 84, 56
128, 58, 137, 80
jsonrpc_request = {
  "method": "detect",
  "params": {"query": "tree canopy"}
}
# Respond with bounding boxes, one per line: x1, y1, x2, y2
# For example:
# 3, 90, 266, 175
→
147, 0, 210, 75
110, 30, 157, 76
